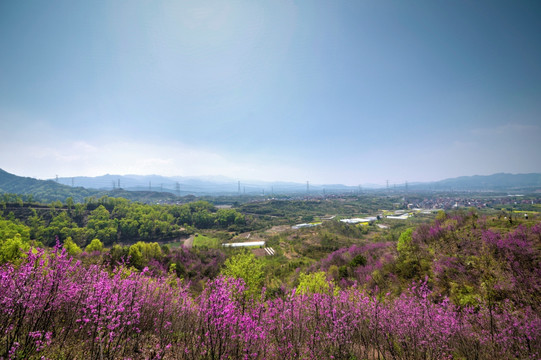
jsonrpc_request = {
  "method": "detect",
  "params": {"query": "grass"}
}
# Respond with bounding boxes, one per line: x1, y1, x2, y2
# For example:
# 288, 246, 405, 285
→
193, 234, 221, 248
165, 241, 183, 249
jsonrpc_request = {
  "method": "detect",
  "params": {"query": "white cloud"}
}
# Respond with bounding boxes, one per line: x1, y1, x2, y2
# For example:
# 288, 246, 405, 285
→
0, 137, 309, 183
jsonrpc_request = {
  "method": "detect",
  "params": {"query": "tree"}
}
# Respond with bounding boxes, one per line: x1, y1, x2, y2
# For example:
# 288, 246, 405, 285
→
128, 244, 143, 269
63, 237, 82, 256
0, 217, 30, 242
396, 228, 414, 255
192, 210, 214, 228
43, 212, 73, 245
65, 197, 74, 210
296, 271, 337, 295
349, 254, 367, 267
119, 218, 139, 241
86, 205, 117, 244
85, 238, 103, 253
396, 228, 430, 280
221, 251, 264, 297
215, 209, 237, 227
0, 233, 29, 263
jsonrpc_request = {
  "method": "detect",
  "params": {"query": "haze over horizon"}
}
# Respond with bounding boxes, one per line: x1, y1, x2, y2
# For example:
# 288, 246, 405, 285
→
1, 1, 540, 186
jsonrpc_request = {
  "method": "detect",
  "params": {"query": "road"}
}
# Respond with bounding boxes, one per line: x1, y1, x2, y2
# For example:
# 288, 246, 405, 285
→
183, 235, 194, 249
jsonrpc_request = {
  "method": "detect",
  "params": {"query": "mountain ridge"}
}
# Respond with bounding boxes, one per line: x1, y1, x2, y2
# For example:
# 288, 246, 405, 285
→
2, 169, 541, 203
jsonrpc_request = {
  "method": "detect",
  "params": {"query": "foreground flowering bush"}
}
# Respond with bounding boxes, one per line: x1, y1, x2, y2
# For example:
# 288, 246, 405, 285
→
1, 244, 540, 359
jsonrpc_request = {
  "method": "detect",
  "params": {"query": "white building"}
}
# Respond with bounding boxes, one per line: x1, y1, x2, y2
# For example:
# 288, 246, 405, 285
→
223, 241, 265, 247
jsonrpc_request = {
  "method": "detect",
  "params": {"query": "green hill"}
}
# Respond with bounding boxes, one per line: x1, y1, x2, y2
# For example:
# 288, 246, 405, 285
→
0, 169, 179, 203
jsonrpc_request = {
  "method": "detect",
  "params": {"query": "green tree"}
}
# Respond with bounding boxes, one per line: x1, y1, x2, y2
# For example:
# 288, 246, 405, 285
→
87, 205, 117, 244
396, 228, 430, 280
221, 251, 264, 297
63, 236, 82, 256
128, 244, 143, 269
171, 205, 192, 225
349, 253, 367, 267
215, 209, 243, 227
43, 212, 73, 245
0, 233, 30, 263
85, 238, 104, 253
109, 244, 130, 266
396, 228, 414, 255
436, 210, 447, 222
0, 217, 30, 242
192, 210, 214, 228
126, 241, 163, 269
296, 271, 337, 295
119, 218, 139, 240
65, 197, 74, 210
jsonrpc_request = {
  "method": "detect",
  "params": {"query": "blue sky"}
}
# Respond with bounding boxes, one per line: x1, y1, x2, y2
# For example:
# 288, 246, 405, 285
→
1, 0, 540, 186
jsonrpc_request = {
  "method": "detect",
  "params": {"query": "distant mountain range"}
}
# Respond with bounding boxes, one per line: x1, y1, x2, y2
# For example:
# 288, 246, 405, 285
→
55, 172, 541, 194
412, 173, 541, 192
0, 169, 178, 203
53, 174, 359, 195
1, 169, 540, 203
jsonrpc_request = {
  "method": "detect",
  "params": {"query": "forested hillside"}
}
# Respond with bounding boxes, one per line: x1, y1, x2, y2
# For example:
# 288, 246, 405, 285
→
0, 169, 181, 203
0, 168, 98, 202
0, 196, 245, 250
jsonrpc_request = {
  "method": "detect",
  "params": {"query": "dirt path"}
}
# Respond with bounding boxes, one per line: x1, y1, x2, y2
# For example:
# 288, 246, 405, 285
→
183, 235, 194, 249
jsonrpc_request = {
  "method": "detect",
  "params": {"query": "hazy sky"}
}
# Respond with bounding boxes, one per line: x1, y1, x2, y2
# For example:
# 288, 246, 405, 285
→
1, 0, 540, 186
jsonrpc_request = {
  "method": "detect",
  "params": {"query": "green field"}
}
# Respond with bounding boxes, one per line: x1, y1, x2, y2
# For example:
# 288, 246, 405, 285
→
165, 240, 184, 249
193, 234, 221, 248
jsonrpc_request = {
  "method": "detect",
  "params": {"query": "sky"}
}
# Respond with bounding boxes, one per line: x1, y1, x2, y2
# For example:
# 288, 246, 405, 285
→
1, 0, 540, 186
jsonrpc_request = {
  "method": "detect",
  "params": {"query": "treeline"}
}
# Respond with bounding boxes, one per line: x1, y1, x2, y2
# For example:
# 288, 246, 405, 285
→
238, 196, 398, 222
0, 196, 246, 258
